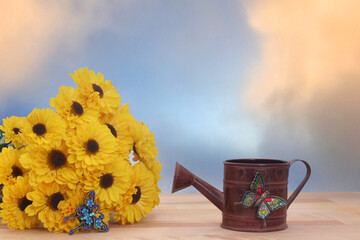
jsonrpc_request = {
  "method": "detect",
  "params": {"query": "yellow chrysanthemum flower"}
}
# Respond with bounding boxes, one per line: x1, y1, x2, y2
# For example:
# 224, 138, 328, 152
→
70, 67, 121, 114
25, 183, 80, 232
0, 116, 26, 148
130, 121, 158, 169
0, 147, 28, 185
0, 176, 39, 230
0, 67, 162, 232
99, 104, 135, 159
151, 160, 162, 206
56, 188, 85, 233
114, 162, 156, 224
83, 160, 130, 209
50, 86, 99, 130
20, 141, 79, 189
22, 108, 66, 151
67, 122, 118, 174
151, 160, 162, 182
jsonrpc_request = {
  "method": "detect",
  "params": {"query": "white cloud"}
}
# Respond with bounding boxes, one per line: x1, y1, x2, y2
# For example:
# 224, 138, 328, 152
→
0, 0, 127, 105
245, 0, 360, 190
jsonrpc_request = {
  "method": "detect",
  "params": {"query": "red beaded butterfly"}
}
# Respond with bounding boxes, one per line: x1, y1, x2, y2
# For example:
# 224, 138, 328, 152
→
235, 172, 287, 226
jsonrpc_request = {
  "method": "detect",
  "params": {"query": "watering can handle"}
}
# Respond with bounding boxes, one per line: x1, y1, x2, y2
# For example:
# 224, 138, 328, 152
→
287, 159, 311, 208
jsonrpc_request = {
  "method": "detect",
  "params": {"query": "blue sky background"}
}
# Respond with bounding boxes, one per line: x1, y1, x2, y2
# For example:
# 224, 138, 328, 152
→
1, 0, 360, 193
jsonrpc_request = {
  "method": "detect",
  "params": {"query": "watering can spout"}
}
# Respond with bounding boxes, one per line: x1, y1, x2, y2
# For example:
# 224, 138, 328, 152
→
172, 162, 224, 211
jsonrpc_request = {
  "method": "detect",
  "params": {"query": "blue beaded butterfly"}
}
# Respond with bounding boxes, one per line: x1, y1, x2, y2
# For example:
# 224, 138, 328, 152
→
64, 190, 109, 235
235, 172, 287, 226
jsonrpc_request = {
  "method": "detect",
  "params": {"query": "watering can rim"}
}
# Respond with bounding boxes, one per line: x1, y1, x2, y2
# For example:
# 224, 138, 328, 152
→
224, 158, 289, 166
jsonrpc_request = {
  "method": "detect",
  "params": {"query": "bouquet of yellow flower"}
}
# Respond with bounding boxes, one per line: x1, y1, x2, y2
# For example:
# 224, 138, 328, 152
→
0, 67, 161, 233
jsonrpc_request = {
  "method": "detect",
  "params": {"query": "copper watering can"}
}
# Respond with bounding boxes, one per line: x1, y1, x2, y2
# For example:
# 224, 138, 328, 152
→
172, 159, 311, 232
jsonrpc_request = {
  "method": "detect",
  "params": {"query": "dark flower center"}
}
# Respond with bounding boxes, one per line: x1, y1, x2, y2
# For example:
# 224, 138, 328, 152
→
100, 173, 114, 189
18, 196, 33, 211
12, 128, 20, 134
86, 139, 99, 154
48, 150, 67, 169
11, 166, 23, 178
49, 192, 65, 210
92, 84, 104, 98
71, 101, 84, 116
33, 123, 46, 136
106, 124, 117, 138
132, 186, 141, 204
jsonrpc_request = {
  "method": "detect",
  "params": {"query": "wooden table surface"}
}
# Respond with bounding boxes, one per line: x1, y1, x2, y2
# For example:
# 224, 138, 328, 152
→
1, 192, 359, 239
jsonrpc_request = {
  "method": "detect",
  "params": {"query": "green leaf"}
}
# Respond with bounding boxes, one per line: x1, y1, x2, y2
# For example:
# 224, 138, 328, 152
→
0, 143, 8, 152
0, 134, 6, 145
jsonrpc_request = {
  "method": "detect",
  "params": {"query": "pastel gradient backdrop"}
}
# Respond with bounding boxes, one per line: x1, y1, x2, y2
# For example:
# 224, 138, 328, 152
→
1, 0, 359, 193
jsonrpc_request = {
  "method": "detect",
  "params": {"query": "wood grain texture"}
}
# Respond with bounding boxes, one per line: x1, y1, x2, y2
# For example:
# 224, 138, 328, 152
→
0, 192, 359, 239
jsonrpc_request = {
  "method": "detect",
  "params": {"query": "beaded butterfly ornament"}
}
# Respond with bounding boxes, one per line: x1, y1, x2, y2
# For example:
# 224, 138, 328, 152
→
235, 172, 287, 226
64, 190, 109, 235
